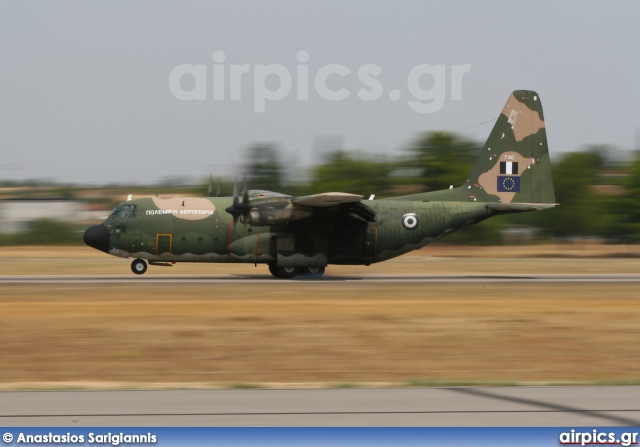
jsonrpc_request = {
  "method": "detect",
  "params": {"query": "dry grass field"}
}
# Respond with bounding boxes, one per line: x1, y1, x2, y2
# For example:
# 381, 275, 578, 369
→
0, 245, 639, 389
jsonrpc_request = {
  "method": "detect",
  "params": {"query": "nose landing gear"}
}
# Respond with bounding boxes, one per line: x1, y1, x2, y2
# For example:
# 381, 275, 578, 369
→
131, 259, 147, 275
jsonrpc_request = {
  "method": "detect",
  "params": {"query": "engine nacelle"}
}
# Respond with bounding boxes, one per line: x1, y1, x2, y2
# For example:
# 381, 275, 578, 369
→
244, 202, 312, 226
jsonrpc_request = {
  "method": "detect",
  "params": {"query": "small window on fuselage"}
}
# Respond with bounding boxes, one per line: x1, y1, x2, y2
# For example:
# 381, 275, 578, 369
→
122, 204, 137, 218
112, 205, 137, 218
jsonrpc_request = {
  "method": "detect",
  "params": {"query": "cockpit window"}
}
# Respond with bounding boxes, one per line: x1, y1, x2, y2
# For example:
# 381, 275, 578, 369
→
111, 204, 137, 218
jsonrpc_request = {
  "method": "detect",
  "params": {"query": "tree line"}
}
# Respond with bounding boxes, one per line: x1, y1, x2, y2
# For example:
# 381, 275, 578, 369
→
244, 133, 640, 244
3, 132, 639, 245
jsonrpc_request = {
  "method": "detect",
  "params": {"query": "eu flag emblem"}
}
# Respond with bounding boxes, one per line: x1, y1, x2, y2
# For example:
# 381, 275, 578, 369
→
497, 176, 520, 192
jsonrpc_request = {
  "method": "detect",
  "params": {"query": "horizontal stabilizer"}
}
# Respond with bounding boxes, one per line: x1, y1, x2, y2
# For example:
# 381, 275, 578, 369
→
486, 203, 558, 214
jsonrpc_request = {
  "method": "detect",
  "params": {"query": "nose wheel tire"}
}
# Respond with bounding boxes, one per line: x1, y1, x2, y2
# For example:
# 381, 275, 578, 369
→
131, 259, 147, 275
268, 264, 300, 279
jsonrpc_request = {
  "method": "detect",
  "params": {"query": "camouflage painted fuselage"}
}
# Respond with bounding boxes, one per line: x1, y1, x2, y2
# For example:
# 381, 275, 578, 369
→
104, 196, 494, 267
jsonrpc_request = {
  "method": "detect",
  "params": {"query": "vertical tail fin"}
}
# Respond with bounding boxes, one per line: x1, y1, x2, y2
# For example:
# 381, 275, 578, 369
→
466, 90, 555, 204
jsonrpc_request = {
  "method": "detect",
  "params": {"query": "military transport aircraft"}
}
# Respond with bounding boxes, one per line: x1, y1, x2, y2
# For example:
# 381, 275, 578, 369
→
84, 90, 556, 278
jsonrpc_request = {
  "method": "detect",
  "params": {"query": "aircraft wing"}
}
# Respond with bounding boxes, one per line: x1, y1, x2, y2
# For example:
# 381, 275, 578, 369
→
293, 193, 375, 222
486, 203, 559, 214
230, 191, 376, 225
293, 192, 363, 207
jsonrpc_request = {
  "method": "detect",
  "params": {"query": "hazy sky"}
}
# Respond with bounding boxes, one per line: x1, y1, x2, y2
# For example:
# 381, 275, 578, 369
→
1, 1, 639, 185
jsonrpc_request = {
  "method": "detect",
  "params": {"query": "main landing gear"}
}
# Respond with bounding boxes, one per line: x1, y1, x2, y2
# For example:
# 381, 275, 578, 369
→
268, 264, 325, 279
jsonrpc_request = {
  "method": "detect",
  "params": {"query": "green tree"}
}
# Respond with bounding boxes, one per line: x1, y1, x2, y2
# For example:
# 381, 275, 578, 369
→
537, 150, 604, 238
244, 144, 284, 191
307, 151, 392, 197
599, 151, 640, 242
0, 219, 82, 246
408, 131, 479, 191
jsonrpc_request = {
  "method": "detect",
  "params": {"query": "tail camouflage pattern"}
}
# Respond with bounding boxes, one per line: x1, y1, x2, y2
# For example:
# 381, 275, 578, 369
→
393, 90, 556, 206
466, 90, 555, 204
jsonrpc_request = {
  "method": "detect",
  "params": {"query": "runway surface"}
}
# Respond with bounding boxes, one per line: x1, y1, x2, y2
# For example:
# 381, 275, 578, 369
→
1, 387, 639, 426
2, 274, 640, 284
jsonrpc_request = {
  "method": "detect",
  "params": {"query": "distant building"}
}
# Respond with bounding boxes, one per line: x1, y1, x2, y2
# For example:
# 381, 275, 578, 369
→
0, 199, 83, 234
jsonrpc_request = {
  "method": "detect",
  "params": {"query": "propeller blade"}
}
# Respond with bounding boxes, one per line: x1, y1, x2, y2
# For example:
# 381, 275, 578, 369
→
232, 178, 238, 206
225, 178, 251, 223
241, 177, 250, 219
243, 189, 249, 208
225, 178, 240, 224
207, 175, 214, 197
216, 178, 221, 197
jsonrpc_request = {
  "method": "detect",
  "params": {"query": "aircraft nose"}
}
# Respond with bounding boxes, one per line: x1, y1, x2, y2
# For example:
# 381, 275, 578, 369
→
83, 224, 110, 253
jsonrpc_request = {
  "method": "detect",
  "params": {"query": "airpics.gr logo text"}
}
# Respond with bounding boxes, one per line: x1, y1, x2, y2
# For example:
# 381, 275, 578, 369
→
559, 429, 638, 447
168, 51, 471, 113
